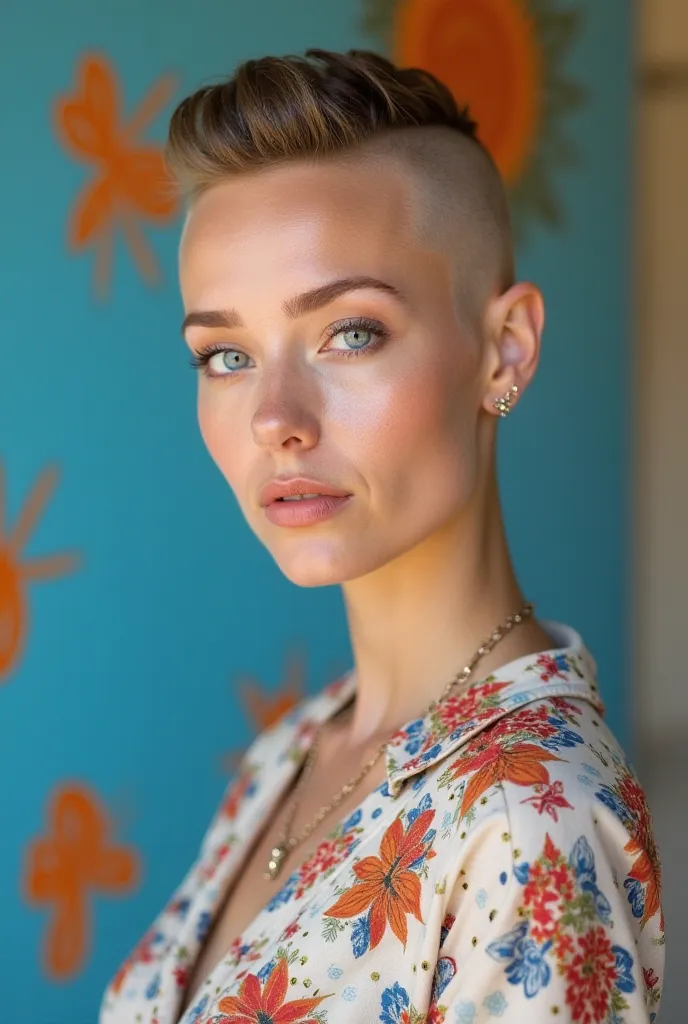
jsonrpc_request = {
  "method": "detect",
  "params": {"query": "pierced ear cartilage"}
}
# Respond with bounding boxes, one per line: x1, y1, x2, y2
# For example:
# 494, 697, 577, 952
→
493, 385, 519, 418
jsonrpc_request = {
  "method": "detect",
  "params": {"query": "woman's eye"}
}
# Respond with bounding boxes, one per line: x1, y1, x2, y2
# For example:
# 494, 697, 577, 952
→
207, 349, 251, 374
328, 327, 375, 352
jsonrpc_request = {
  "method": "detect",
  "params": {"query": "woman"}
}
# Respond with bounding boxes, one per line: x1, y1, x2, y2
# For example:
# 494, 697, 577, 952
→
100, 50, 663, 1024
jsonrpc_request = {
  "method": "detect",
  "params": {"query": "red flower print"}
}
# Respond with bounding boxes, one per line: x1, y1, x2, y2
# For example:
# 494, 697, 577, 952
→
535, 654, 569, 681
222, 767, 257, 821
450, 735, 563, 815
522, 835, 575, 942
644, 966, 659, 992
294, 833, 357, 899
323, 808, 436, 949
200, 840, 232, 883
217, 956, 329, 1023
614, 769, 662, 929
521, 780, 574, 822
173, 965, 189, 988
564, 926, 617, 1024
433, 680, 510, 733
109, 929, 157, 994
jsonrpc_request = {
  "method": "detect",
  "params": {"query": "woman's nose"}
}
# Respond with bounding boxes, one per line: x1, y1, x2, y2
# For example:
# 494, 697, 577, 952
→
250, 371, 321, 452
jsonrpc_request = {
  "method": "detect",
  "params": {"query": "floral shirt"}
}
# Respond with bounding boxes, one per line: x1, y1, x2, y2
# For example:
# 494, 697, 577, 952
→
99, 624, 664, 1024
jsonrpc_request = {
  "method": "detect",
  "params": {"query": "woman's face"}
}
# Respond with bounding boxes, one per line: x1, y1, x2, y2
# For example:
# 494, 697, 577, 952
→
179, 158, 491, 587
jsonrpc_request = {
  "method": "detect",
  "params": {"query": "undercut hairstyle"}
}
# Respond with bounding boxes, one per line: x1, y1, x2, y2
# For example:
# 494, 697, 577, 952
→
166, 49, 515, 308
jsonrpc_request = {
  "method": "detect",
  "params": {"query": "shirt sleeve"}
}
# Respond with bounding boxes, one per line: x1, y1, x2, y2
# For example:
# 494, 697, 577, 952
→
427, 797, 663, 1024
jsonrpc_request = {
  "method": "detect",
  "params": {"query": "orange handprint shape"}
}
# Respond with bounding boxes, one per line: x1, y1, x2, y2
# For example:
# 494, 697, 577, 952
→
54, 53, 179, 298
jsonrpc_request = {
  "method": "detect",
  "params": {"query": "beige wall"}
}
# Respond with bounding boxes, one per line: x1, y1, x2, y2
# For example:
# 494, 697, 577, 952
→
636, 0, 688, 742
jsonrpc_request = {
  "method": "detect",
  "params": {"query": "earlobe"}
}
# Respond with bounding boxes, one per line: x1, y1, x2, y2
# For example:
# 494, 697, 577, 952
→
482, 282, 544, 418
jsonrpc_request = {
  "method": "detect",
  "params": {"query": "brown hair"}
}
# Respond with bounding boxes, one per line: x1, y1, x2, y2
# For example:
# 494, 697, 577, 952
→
165, 48, 480, 199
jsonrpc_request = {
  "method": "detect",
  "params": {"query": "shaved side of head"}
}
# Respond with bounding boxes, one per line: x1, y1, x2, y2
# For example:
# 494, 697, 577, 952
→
347, 127, 515, 331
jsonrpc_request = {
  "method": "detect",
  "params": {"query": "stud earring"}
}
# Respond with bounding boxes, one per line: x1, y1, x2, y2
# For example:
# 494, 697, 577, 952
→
493, 385, 519, 418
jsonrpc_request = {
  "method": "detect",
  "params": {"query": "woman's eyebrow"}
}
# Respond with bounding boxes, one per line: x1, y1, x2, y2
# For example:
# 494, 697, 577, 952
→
180, 275, 405, 335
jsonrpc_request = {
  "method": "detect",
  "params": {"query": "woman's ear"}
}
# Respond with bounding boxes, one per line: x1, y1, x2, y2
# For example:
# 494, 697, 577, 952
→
481, 281, 545, 417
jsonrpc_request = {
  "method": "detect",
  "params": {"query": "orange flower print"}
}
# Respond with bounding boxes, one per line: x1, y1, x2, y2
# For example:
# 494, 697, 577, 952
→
450, 738, 563, 816
217, 955, 330, 1023
54, 52, 179, 299
0, 463, 78, 682
24, 782, 140, 978
324, 807, 436, 951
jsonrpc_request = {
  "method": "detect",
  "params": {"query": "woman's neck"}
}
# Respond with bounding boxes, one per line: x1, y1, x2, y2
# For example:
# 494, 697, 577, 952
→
337, 485, 553, 753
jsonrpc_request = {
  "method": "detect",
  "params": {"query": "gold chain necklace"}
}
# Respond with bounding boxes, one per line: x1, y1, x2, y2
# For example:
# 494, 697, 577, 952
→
264, 602, 534, 880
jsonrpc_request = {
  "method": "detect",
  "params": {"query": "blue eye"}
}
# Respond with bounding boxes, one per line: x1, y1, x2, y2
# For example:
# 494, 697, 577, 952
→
326, 320, 387, 355
337, 327, 373, 350
210, 350, 250, 374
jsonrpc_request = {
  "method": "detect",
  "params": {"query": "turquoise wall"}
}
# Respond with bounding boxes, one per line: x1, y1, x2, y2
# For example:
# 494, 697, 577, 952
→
0, 1, 632, 1019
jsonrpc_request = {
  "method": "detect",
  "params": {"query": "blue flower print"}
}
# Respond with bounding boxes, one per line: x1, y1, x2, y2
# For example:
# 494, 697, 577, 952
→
145, 972, 160, 999
380, 981, 410, 1024
403, 719, 425, 755
570, 835, 611, 923
407, 792, 432, 823
266, 873, 299, 911
257, 958, 275, 983
196, 910, 211, 944
352, 913, 371, 959
343, 808, 363, 832
420, 743, 443, 764
486, 922, 552, 998
455, 1001, 477, 1023
541, 718, 583, 750
187, 992, 210, 1022
433, 955, 457, 1000
624, 877, 646, 919
483, 990, 508, 1017
613, 945, 636, 994
595, 783, 629, 823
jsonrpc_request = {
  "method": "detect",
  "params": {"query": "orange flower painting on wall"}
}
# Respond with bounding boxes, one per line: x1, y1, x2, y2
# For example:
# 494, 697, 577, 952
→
54, 53, 179, 299
363, 0, 584, 232
0, 464, 79, 683
219, 650, 306, 775
24, 783, 140, 979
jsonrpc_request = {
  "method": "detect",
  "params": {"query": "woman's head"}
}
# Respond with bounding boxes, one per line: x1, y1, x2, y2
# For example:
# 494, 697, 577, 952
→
168, 50, 543, 588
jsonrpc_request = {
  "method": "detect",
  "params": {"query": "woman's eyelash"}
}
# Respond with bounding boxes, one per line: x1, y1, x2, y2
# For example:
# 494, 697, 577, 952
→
188, 344, 226, 370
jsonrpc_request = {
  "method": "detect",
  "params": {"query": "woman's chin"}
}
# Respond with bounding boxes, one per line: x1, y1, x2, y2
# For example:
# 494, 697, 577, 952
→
271, 542, 377, 588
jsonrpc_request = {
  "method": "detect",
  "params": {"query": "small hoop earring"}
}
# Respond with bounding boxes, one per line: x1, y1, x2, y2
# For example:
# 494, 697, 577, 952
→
493, 385, 519, 418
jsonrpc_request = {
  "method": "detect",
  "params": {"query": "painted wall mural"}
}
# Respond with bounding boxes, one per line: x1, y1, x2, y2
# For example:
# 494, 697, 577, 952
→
53, 54, 180, 299
362, 0, 584, 234
2, 2, 632, 1020
24, 783, 140, 979
0, 464, 79, 682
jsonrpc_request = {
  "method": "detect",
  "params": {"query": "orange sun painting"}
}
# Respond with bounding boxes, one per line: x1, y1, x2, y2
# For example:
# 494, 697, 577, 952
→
24, 782, 140, 978
0, 463, 79, 683
53, 53, 179, 299
362, 0, 584, 234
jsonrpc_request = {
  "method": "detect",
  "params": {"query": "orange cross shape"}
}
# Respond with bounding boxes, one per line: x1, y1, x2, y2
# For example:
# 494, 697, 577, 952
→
24, 783, 140, 978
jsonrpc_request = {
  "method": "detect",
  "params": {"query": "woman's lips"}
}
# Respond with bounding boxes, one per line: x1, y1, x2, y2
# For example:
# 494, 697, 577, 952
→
264, 493, 352, 527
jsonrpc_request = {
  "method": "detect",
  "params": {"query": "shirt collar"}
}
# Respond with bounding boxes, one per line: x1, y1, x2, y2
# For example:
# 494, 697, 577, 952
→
295, 623, 604, 797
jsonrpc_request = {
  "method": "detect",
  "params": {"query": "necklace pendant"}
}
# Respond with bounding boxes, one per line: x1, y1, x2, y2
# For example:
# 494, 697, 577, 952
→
266, 844, 288, 881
